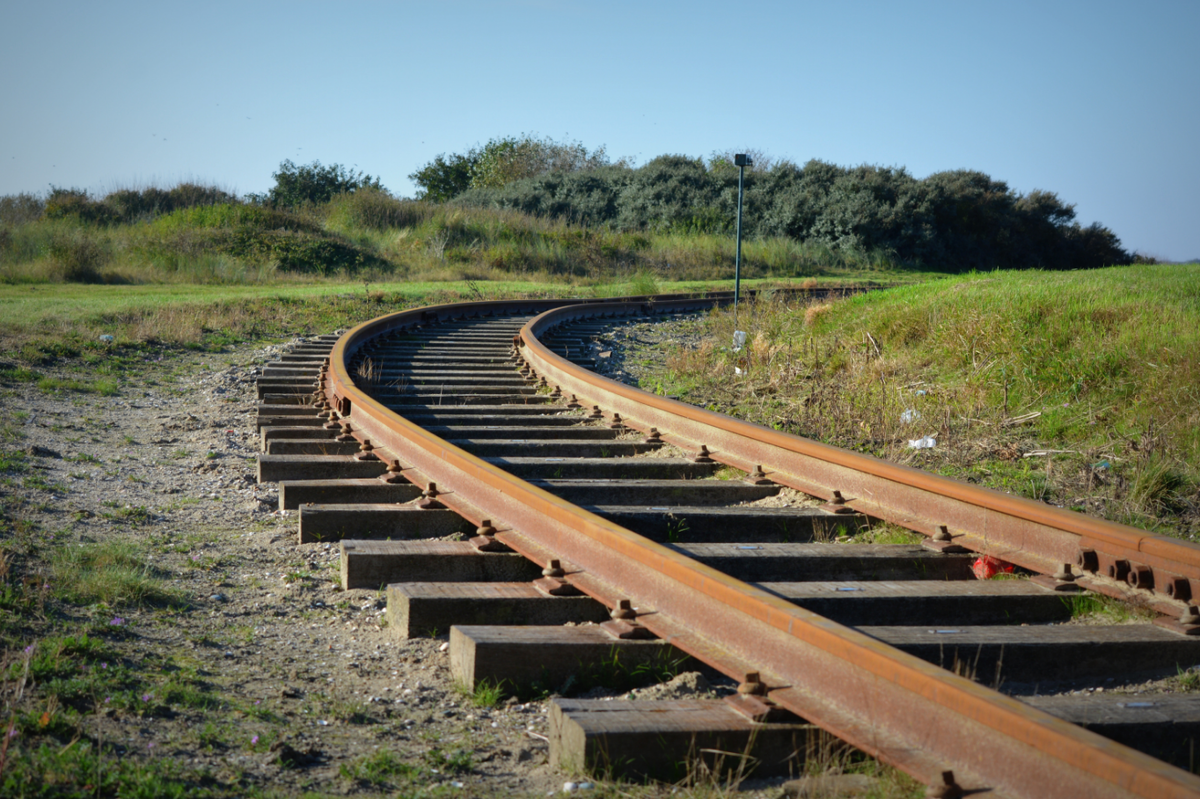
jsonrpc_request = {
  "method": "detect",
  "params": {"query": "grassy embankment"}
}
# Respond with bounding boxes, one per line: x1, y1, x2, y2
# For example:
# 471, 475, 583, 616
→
0, 188, 920, 290
653, 264, 1200, 538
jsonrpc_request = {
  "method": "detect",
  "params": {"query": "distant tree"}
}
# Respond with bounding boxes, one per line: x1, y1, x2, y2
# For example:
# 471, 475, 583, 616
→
409, 151, 480, 202
255, 160, 385, 208
410, 135, 620, 201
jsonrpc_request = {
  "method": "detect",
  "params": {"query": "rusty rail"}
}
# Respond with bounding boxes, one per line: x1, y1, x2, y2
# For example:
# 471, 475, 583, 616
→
325, 295, 1200, 799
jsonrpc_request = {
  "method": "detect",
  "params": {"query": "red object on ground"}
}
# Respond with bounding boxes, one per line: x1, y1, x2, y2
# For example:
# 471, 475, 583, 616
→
972, 555, 1015, 580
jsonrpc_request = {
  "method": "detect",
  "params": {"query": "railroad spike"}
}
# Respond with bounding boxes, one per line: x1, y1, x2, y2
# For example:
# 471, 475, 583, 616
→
353, 438, 379, 461
820, 490, 856, 514
925, 770, 963, 799
533, 559, 580, 597
469, 520, 509, 551
610, 599, 637, 620
380, 459, 409, 484
417, 482, 445, 510
745, 464, 772, 485
1052, 563, 1076, 582
694, 445, 715, 464
736, 672, 767, 696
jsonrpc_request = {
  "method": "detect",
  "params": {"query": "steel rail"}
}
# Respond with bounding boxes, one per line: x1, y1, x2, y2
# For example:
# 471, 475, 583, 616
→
522, 302, 1200, 613
326, 297, 1200, 799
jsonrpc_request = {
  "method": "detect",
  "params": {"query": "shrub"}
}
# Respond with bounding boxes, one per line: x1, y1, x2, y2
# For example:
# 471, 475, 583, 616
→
47, 230, 107, 281
0, 193, 45, 226
103, 183, 235, 223
255, 159, 385, 208
44, 187, 115, 225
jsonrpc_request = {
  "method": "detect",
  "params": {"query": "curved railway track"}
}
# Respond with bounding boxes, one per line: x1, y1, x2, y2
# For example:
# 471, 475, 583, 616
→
256, 292, 1200, 798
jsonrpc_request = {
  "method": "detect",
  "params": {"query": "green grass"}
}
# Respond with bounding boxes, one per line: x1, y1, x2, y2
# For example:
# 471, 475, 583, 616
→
1064, 592, 1156, 623
49, 541, 182, 607
455, 678, 507, 708
338, 749, 419, 786
35, 376, 118, 395
660, 264, 1200, 538
0, 740, 222, 799
0, 276, 853, 363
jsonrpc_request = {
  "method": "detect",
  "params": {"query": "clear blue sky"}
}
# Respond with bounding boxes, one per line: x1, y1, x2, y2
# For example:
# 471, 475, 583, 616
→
3, 0, 1197, 261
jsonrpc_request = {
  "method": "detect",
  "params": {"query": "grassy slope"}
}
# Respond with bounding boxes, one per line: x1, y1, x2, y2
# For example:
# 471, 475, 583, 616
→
664, 264, 1200, 537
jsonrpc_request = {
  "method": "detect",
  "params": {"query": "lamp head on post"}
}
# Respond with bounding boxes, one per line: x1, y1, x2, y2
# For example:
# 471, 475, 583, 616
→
734, 154, 753, 168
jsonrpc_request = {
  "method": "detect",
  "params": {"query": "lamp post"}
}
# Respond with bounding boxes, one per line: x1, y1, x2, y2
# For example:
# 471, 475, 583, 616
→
733, 154, 752, 325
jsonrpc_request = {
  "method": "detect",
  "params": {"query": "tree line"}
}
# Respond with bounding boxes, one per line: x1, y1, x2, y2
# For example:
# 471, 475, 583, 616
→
411, 136, 1131, 271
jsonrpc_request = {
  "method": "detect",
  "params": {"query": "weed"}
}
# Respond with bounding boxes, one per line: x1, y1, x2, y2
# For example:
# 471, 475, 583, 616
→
666, 516, 689, 544
50, 541, 181, 607
100, 505, 153, 525
0, 450, 29, 475
455, 678, 507, 708
424, 746, 472, 774
1064, 592, 1155, 624
339, 748, 418, 785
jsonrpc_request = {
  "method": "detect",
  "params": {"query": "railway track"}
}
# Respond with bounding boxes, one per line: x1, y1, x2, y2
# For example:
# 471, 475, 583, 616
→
256, 292, 1200, 798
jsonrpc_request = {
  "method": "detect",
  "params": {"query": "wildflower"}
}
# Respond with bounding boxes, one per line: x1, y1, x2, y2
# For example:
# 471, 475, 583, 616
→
100, 662, 108, 669
110, 617, 125, 626
142, 693, 153, 702
148, 742, 155, 751
23, 644, 33, 655
7, 729, 17, 739
251, 735, 259, 745
104, 697, 111, 704
254, 700, 261, 705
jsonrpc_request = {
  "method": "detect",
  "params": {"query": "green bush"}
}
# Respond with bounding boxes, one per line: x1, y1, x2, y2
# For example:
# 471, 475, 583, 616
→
254, 159, 384, 208
225, 228, 382, 274
44, 187, 115, 225
47, 230, 107, 281
0, 193, 45, 226
41, 184, 235, 226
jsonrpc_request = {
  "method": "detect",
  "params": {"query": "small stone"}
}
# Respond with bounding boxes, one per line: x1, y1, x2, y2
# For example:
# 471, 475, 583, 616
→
210, 593, 227, 602
439, 642, 449, 652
